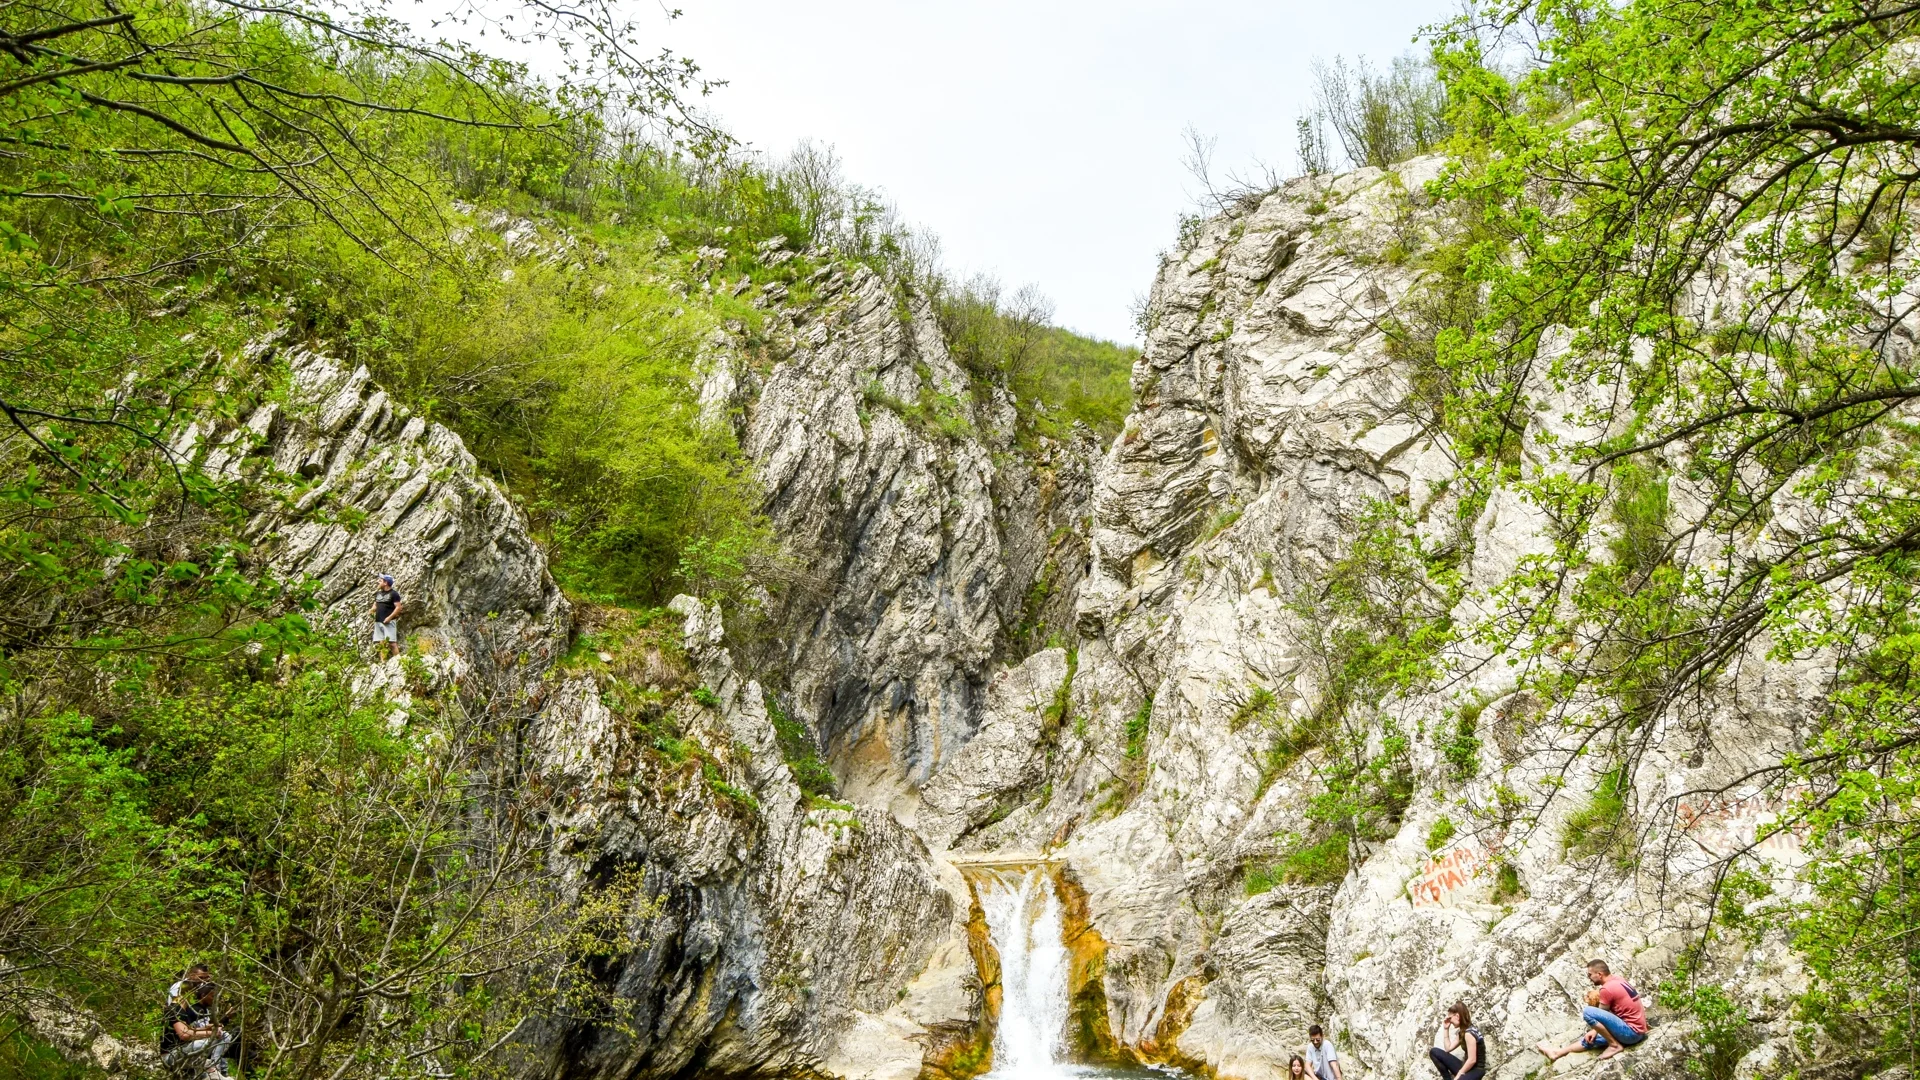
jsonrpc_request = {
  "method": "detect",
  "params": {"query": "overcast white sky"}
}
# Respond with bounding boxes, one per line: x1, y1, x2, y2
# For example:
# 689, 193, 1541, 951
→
465, 1, 1448, 341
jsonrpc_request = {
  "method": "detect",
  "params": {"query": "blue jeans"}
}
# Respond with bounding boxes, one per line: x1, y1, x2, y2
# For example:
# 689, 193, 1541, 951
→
1581, 1006, 1646, 1049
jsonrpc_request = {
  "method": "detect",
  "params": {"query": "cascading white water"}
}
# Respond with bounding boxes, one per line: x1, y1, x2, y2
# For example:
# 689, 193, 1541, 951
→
976, 867, 1071, 1080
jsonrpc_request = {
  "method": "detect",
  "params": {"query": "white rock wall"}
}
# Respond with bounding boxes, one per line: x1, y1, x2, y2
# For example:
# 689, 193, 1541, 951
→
908, 158, 1845, 1080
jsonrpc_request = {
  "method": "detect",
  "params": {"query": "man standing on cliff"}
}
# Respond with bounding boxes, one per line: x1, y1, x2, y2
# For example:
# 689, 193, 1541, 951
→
371, 573, 405, 659
1306, 1024, 1344, 1080
1536, 959, 1648, 1062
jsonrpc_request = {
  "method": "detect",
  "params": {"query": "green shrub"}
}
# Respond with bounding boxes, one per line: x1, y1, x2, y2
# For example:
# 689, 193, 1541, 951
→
1095, 694, 1155, 820
1123, 694, 1152, 760
1281, 834, 1352, 883
1441, 708, 1482, 781
936, 277, 1137, 441
1231, 686, 1278, 732
1310, 53, 1451, 169
704, 761, 761, 814
1609, 461, 1671, 579
1244, 864, 1279, 896
1254, 709, 1332, 796
1426, 816, 1456, 851
1563, 765, 1634, 863
1491, 861, 1527, 903
1662, 975, 1748, 1080
766, 693, 837, 800
1246, 832, 1353, 890
1042, 650, 1079, 743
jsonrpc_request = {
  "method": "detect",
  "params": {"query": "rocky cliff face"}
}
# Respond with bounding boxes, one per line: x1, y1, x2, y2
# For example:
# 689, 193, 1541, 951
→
716, 264, 1096, 817
518, 598, 959, 1080
493, 158, 1832, 1080
81, 161, 1849, 1080
882, 157, 1837, 1080
185, 337, 572, 675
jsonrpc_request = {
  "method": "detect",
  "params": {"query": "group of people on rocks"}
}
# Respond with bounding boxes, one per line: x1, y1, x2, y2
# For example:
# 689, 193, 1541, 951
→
1290, 959, 1649, 1080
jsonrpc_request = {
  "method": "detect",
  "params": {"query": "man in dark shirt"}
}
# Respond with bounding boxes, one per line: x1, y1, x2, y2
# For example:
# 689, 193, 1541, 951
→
160, 979, 233, 1078
371, 572, 405, 658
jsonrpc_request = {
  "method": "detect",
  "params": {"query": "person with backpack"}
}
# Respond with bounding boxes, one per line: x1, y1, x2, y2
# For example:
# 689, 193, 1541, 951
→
1535, 959, 1648, 1063
1430, 1001, 1487, 1080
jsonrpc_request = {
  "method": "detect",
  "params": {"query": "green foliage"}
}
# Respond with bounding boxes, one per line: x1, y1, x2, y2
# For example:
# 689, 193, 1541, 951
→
1426, 816, 1457, 852
692, 686, 723, 708
1562, 765, 1633, 864
1281, 502, 1457, 838
766, 692, 837, 800
1423, 0, 1920, 1053
1661, 968, 1750, 1080
1490, 861, 1526, 904
1280, 833, 1353, 884
1010, 558, 1064, 657
1123, 692, 1151, 760
326, 194, 789, 611
1243, 863, 1279, 896
0, 0, 747, 1066
1441, 709, 1482, 783
1041, 650, 1080, 743
1247, 833, 1352, 894
936, 277, 1138, 441
862, 374, 975, 442
1, 636, 648, 1076
1255, 709, 1332, 797
704, 761, 762, 813
1310, 54, 1451, 169
0, 1029, 93, 1079
1096, 694, 1154, 819
1202, 505, 1245, 543
1231, 686, 1278, 733
1607, 461, 1671, 580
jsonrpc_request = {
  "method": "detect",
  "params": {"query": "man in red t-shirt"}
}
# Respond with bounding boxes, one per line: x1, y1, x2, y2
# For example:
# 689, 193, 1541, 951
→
1535, 959, 1649, 1062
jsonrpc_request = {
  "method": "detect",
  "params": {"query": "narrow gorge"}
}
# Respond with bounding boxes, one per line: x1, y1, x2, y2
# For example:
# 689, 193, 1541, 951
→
36, 155, 1890, 1080
6, 5, 1917, 1078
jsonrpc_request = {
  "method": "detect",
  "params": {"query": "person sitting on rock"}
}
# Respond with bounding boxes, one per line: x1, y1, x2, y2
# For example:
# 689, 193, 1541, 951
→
1535, 959, 1648, 1063
1289, 1055, 1309, 1080
1430, 1001, 1487, 1080
160, 977, 234, 1078
1306, 1024, 1344, 1080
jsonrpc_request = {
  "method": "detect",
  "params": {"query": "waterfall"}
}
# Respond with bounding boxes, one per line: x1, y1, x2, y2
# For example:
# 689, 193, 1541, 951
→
977, 867, 1071, 1080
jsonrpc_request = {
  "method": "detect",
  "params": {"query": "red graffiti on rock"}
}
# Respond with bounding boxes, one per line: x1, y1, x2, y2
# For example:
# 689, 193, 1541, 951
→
1411, 845, 1485, 908
1674, 789, 1808, 859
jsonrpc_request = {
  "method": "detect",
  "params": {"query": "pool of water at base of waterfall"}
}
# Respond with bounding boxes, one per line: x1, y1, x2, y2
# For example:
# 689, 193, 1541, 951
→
983, 1064, 1190, 1080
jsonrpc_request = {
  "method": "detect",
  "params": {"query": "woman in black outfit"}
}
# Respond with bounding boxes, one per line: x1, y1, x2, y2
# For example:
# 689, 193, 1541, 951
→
1430, 1001, 1487, 1080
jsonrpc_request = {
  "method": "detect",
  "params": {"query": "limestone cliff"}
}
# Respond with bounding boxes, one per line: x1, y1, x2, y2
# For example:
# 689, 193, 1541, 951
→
710, 263, 1096, 816
505, 159, 1842, 1080
902, 157, 1847, 1080
59, 160, 1868, 1080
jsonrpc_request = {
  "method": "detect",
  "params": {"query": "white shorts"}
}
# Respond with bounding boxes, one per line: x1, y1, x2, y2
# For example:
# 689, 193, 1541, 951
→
372, 620, 399, 642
